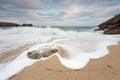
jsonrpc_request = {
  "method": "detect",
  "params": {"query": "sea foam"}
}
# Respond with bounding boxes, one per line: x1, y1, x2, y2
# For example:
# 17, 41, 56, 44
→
0, 26, 120, 80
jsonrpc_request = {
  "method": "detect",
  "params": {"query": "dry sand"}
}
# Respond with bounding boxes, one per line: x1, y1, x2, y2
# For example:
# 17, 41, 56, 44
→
10, 43, 120, 80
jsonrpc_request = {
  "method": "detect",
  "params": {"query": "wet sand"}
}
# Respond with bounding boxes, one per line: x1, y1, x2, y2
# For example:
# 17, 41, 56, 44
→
10, 43, 120, 80
0, 44, 33, 63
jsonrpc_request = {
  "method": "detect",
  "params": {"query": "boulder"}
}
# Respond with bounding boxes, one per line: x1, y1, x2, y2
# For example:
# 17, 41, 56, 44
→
27, 49, 58, 59
42, 49, 58, 57
28, 50, 42, 59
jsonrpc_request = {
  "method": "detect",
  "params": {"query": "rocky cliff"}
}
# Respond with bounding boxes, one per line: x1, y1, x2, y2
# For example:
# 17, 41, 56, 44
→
95, 14, 120, 34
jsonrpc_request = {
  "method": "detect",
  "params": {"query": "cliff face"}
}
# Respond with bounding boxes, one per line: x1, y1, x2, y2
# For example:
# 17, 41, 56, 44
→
96, 14, 120, 34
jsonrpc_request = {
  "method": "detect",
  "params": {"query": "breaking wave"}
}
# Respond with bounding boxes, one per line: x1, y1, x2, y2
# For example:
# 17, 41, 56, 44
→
0, 26, 120, 80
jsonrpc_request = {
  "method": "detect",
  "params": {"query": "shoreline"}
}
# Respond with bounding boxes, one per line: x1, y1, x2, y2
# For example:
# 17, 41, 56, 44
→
10, 43, 120, 80
0, 44, 34, 63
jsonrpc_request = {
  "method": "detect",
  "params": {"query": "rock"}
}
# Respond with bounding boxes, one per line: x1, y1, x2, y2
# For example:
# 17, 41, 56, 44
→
22, 23, 33, 26
42, 49, 58, 57
27, 49, 58, 59
95, 14, 120, 34
28, 50, 42, 59
42, 52, 51, 57
104, 26, 120, 34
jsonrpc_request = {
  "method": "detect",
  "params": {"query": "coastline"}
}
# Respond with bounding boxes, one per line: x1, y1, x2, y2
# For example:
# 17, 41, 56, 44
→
0, 44, 34, 63
10, 43, 120, 80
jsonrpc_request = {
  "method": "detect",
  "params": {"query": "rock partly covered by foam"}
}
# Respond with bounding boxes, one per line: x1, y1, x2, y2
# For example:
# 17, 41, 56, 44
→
27, 46, 70, 59
95, 14, 120, 34
0, 22, 33, 27
28, 50, 42, 59
28, 49, 58, 59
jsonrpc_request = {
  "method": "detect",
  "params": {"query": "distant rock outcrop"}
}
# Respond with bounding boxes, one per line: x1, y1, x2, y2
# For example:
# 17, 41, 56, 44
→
0, 22, 33, 27
95, 14, 120, 34
22, 23, 33, 26
0, 22, 20, 27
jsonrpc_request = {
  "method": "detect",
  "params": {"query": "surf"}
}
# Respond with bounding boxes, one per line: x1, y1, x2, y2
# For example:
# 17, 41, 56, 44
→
0, 26, 120, 80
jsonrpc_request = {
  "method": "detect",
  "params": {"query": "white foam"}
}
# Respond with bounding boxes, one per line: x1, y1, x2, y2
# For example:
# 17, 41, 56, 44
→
0, 27, 67, 53
0, 27, 120, 80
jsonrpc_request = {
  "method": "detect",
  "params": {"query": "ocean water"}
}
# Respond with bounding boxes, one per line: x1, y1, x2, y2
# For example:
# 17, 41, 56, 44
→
0, 26, 120, 80
0, 26, 95, 53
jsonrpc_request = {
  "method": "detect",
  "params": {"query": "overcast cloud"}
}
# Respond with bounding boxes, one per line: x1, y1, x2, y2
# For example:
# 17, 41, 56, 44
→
0, 0, 120, 26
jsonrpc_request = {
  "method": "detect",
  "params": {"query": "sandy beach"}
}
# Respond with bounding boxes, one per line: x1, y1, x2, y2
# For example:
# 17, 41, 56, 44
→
0, 0, 120, 80
10, 43, 120, 80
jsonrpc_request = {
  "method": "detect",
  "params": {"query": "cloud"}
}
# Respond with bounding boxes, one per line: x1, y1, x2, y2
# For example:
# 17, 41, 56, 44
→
60, 5, 82, 19
0, 0, 120, 26
0, 0, 42, 9
95, 5, 120, 16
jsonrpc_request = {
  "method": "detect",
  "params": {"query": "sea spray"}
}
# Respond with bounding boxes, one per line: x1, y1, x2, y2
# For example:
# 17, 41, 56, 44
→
0, 26, 120, 80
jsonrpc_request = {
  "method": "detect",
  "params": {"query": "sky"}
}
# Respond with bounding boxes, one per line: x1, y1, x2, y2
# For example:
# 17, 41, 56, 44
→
0, 0, 120, 26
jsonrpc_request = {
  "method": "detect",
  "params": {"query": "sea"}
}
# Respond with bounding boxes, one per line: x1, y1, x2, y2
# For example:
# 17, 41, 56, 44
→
0, 26, 120, 80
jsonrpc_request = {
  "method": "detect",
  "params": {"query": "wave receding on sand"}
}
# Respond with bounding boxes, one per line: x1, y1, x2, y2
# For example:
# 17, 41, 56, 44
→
0, 27, 120, 80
